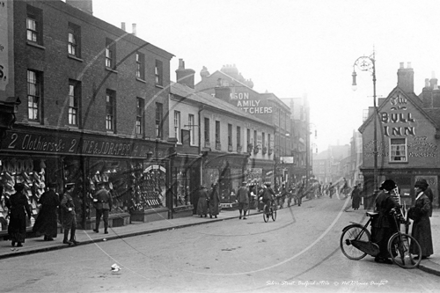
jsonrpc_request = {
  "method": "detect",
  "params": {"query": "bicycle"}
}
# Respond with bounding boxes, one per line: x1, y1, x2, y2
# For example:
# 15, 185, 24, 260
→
263, 200, 277, 223
340, 209, 422, 269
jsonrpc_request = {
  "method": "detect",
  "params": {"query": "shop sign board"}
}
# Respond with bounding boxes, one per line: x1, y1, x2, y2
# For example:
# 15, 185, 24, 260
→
1, 130, 165, 159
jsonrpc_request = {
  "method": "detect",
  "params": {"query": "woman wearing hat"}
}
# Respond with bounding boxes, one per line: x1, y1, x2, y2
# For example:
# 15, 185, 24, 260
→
5, 183, 32, 247
408, 179, 433, 259
371, 179, 400, 264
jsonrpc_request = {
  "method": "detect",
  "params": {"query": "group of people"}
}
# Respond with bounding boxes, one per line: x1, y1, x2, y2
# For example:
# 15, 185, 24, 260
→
5, 181, 113, 248
195, 183, 221, 219
372, 179, 434, 264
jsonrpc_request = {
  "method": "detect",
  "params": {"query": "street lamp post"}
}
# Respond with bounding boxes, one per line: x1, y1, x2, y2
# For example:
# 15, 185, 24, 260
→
352, 52, 378, 193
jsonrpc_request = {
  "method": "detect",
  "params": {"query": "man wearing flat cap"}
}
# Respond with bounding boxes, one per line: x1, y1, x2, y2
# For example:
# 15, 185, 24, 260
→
237, 181, 249, 220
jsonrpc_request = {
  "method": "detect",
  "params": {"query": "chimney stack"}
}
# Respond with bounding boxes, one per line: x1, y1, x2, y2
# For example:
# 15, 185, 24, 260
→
66, 0, 93, 15
397, 62, 414, 93
175, 59, 195, 89
132, 23, 137, 36
121, 22, 126, 31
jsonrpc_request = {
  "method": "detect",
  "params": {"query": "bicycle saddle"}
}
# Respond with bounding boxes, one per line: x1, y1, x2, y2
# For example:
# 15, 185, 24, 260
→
366, 211, 379, 217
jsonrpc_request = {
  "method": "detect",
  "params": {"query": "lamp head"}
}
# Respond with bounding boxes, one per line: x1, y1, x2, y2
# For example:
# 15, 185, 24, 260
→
352, 70, 357, 91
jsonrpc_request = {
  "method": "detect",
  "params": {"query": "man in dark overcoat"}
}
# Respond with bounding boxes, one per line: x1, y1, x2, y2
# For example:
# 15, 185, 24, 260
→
33, 182, 60, 240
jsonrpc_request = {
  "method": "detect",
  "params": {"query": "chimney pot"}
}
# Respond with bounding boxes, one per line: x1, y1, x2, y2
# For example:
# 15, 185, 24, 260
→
400, 62, 404, 69
132, 23, 137, 36
121, 22, 126, 31
407, 62, 412, 68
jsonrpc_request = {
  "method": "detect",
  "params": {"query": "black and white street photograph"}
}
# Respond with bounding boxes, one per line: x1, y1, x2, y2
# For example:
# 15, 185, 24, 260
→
0, 0, 439, 292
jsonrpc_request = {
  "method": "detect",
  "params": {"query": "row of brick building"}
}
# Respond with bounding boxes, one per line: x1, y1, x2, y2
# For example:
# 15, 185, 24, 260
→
0, 0, 311, 230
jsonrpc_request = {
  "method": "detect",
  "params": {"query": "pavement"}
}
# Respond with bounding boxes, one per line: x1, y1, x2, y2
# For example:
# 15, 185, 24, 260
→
1, 200, 439, 277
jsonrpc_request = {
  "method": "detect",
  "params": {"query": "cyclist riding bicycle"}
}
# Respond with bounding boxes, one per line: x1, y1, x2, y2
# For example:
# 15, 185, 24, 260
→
261, 183, 276, 214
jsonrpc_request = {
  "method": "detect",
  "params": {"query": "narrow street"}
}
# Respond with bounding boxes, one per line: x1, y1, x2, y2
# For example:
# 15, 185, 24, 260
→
1, 197, 437, 293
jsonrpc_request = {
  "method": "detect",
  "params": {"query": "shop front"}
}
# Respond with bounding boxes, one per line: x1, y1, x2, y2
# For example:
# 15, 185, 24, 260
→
362, 168, 439, 210
0, 126, 174, 233
202, 153, 249, 208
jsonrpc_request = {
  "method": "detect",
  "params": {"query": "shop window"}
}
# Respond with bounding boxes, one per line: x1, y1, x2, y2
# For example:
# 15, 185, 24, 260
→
136, 52, 145, 80
26, 6, 42, 45
68, 22, 81, 58
390, 138, 407, 163
68, 80, 80, 126
27, 69, 42, 122
155, 102, 163, 139
106, 90, 116, 132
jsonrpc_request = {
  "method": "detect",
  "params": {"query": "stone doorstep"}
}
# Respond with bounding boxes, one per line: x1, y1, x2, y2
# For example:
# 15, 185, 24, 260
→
84, 212, 130, 230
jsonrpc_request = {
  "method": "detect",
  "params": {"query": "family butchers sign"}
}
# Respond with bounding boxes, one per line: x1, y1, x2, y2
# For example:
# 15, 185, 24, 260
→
1, 131, 157, 158
230, 92, 273, 114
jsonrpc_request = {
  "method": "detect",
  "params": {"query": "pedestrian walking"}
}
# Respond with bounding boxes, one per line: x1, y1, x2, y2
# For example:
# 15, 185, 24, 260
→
408, 179, 433, 259
93, 181, 112, 234
237, 182, 249, 219
33, 182, 60, 241
209, 183, 220, 218
351, 183, 361, 210
371, 179, 400, 264
197, 185, 209, 217
60, 183, 79, 245
5, 183, 32, 247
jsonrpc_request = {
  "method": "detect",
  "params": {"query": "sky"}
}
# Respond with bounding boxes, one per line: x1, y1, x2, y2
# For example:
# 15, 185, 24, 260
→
92, 0, 440, 153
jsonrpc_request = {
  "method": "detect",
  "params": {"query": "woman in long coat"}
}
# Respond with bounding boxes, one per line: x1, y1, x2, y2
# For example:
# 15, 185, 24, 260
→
33, 183, 60, 241
351, 184, 361, 210
209, 183, 220, 218
197, 186, 209, 217
409, 179, 433, 258
6, 183, 31, 247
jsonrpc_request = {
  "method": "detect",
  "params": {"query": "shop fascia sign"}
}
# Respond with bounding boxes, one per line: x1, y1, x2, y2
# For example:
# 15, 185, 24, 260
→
2, 131, 161, 159
229, 90, 272, 114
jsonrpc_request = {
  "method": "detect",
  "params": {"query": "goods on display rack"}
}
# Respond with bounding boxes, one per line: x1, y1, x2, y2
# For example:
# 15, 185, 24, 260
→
0, 159, 48, 231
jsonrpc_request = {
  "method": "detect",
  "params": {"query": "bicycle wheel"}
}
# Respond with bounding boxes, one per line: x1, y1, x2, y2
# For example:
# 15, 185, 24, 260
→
263, 205, 269, 223
340, 225, 371, 260
271, 207, 277, 221
388, 233, 422, 269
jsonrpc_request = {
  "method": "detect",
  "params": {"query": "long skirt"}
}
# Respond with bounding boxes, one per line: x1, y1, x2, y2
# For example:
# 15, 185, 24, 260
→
197, 198, 208, 216
410, 216, 434, 257
8, 212, 27, 243
33, 206, 58, 238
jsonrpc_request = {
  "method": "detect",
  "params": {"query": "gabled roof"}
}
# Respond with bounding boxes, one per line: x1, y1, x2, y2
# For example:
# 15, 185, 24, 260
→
358, 86, 439, 133
170, 82, 273, 128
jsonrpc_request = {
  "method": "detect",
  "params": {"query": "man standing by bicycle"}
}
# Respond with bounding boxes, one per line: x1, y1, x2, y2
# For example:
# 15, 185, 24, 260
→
372, 179, 400, 264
